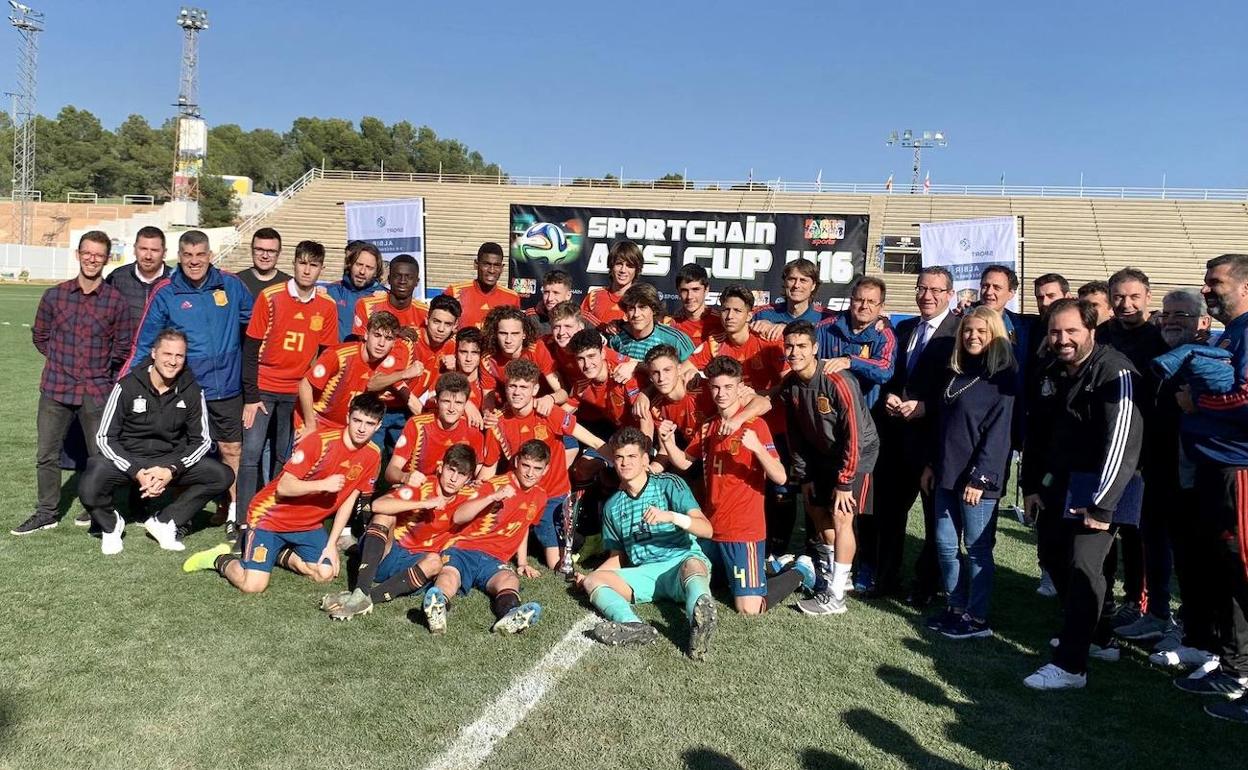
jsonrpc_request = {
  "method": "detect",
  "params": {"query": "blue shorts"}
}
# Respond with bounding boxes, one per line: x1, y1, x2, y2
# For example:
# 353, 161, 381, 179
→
443, 547, 512, 596
702, 539, 767, 597
374, 544, 434, 584
244, 527, 329, 573
561, 434, 579, 451
532, 496, 562, 549
374, 410, 408, 450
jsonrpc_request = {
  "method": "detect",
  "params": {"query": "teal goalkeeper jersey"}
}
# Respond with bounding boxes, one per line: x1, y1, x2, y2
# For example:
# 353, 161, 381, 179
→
608, 323, 695, 362
602, 473, 704, 566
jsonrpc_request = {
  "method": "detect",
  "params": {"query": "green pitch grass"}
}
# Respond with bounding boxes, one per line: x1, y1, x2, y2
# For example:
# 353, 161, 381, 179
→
0, 284, 1243, 769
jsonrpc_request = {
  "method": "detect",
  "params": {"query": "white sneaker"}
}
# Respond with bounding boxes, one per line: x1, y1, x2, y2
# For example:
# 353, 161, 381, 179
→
1024, 663, 1087, 690
1149, 646, 1217, 669
143, 516, 185, 552
1089, 641, 1121, 662
101, 512, 124, 556
1036, 571, 1057, 598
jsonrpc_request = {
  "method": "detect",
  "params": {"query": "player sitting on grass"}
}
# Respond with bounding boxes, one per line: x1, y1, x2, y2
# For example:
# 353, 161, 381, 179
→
322, 443, 480, 620
577, 427, 718, 661
420, 440, 550, 635
182, 393, 384, 594
657, 355, 808, 615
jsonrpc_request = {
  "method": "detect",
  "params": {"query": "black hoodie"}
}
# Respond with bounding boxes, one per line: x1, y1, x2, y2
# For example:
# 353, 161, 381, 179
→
96, 357, 212, 478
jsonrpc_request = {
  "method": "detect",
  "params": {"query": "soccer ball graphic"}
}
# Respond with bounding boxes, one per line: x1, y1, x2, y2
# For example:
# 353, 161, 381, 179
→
513, 221, 582, 265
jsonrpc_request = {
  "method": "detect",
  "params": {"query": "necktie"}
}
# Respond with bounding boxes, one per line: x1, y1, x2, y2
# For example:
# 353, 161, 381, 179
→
908, 321, 930, 371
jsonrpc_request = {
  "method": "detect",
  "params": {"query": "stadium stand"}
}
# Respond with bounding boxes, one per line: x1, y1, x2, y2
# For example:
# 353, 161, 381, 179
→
219, 171, 1248, 307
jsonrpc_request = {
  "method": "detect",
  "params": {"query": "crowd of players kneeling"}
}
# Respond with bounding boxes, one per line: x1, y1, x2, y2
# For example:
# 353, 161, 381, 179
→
19, 226, 1248, 723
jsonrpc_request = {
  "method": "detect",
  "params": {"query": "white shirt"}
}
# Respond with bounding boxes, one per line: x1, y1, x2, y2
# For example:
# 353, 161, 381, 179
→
906, 306, 951, 358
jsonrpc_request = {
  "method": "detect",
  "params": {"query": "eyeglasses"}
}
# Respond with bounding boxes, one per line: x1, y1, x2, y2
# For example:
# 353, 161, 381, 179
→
915, 286, 950, 296
1156, 311, 1198, 320
78, 250, 108, 260
252, 247, 280, 257
851, 297, 882, 308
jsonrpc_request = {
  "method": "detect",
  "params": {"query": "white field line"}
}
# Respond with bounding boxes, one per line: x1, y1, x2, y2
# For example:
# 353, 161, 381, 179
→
422, 614, 598, 770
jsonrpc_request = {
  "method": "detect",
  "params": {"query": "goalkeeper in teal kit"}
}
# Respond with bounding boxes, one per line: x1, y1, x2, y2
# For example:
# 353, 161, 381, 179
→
576, 426, 719, 661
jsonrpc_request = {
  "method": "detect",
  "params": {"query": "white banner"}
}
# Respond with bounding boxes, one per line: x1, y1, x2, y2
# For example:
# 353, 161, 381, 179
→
345, 197, 427, 298
919, 216, 1019, 312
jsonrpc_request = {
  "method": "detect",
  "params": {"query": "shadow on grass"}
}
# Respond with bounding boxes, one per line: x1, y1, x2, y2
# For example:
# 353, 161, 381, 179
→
682, 747, 745, 770
842, 709, 965, 769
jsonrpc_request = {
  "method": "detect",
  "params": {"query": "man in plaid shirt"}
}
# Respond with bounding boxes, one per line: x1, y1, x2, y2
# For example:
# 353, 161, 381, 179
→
14, 231, 134, 535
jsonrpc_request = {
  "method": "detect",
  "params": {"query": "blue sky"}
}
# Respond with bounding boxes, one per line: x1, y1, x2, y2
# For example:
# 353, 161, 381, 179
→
15, 0, 1248, 188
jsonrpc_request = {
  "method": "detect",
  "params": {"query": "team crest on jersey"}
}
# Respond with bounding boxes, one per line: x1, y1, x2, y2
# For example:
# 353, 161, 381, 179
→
816, 395, 832, 414
728, 438, 742, 454
534, 425, 549, 441
310, 315, 325, 332
345, 463, 363, 481
1040, 377, 1056, 397
213, 289, 228, 307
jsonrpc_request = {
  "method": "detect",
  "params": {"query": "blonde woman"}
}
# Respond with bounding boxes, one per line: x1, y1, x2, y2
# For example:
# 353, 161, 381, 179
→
920, 306, 1017, 639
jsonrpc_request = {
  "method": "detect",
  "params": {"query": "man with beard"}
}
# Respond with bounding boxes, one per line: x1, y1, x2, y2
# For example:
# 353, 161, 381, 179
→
1023, 299, 1143, 690
326, 241, 384, 341
1171, 254, 1248, 721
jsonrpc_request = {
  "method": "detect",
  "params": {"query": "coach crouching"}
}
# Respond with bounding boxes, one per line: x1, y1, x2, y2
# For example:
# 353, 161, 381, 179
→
80, 329, 234, 556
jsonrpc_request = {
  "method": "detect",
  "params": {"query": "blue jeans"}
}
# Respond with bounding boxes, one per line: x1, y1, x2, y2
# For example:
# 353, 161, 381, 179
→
238, 394, 295, 516
933, 487, 998, 620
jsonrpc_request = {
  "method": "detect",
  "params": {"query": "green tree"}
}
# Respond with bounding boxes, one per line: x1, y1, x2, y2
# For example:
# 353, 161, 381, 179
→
198, 174, 239, 227
656, 172, 687, 190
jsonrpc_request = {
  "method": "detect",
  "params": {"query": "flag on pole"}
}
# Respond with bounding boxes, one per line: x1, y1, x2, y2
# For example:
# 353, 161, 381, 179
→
923, 171, 931, 194
816, 169, 822, 185
884, 173, 894, 192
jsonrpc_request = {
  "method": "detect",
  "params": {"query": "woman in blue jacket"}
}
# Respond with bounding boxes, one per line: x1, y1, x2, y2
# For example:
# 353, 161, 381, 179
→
921, 306, 1016, 640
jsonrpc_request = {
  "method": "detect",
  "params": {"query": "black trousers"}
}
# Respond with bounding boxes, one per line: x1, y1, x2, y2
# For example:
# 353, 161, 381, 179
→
1054, 525, 1118, 675
873, 437, 937, 596
1194, 464, 1248, 676
1172, 486, 1219, 651
1035, 484, 1072, 598
78, 455, 234, 530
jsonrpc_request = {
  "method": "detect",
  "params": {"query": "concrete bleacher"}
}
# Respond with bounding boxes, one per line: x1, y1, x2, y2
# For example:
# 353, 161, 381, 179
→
218, 173, 1248, 307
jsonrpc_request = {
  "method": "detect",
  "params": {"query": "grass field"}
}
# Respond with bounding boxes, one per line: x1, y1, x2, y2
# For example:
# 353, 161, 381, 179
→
0, 283, 1244, 769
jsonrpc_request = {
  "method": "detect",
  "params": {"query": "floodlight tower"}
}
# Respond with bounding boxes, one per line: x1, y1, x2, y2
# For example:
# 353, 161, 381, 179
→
8, 0, 44, 246
886, 129, 947, 194
172, 6, 208, 203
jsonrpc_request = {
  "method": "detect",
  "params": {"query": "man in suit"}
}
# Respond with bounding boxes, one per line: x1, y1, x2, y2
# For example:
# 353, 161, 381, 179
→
867, 266, 959, 603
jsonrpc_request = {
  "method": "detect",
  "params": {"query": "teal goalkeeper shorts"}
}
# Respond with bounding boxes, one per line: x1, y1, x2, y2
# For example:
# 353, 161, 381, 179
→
613, 550, 712, 605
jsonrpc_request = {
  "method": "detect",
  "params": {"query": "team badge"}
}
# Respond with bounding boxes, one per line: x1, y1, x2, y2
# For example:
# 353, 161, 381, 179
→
728, 438, 742, 454
132, 397, 147, 414
213, 289, 228, 307
816, 395, 832, 414
1040, 377, 1056, 397
534, 425, 549, 441
346, 463, 363, 481
310, 315, 324, 332
250, 544, 269, 564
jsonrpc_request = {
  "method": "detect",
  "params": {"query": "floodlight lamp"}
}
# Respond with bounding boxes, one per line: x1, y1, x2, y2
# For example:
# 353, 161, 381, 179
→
888, 130, 899, 143
922, 131, 932, 140
902, 129, 913, 142
934, 131, 945, 142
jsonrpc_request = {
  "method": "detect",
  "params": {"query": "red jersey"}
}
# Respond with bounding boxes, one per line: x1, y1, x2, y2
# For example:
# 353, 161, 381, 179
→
390, 480, 476, 554
544, 336, 625, 388
569, 363, 641, 425
249, 428, 381, 533
351, 291, 429, 337
481, 343, 556, 391
404, 329, 456, 381
580, 286, 627, 328
482, 407, 577, 497
444, 280, 520, 329
306, 341, 410, 425
650, 376, 716, 446
246, 281, 339, 395
684, 416, 777, 542
663, 308, 724, 347
445, 473, 547, 562
689, 331, 788, 434
392, 412, 487, 478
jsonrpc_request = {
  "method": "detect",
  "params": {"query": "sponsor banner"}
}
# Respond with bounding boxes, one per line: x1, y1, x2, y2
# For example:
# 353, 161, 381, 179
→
919, 216, 1019, 312
508, 205, 868, 311
345, 197, 427, 298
